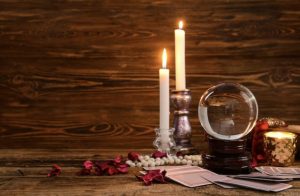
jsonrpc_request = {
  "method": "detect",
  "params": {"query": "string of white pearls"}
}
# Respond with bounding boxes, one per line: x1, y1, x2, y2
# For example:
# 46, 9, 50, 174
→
126, 154, 202, 168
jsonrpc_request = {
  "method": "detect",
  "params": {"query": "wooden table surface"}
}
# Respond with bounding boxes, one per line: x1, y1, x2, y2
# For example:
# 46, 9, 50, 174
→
0, 148, 300, 196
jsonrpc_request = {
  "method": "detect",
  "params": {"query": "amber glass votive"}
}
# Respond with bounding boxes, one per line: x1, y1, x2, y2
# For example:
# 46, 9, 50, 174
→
264, 131, 297, 166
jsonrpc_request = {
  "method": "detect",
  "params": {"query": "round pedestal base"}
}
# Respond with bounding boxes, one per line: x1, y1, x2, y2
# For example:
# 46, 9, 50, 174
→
202, 153, 252, 174
203, 136, 252, 174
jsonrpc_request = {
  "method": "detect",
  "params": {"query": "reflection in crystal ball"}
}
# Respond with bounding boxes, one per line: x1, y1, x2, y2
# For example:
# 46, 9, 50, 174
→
198, 83, 258, 140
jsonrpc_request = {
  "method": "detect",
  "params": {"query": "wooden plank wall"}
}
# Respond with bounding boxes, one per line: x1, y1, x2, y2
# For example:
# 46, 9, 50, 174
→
0, 0, 299, 150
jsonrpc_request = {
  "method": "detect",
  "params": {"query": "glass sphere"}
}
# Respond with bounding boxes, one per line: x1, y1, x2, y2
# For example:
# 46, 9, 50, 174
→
198, 83, 258, 140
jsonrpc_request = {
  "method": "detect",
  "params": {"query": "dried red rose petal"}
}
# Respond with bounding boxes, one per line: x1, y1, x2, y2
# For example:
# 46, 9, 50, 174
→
128, 152, 140, 162
107, 166, 118, 175
78, 160, 94, 176
94, 156, 129, 176
116, 164, 129, 174
78, 168, 91, 176
47, 164, 62, 177
176, 152, 184, 157
250, 159, 258, 168
94, 162, 103, 175
136, 170, 167, 186
153, 170, 167, 183
152, 151, 167, 159
83, 160, 93, 170
94, 161, 109, 175
114, 155, 122, 164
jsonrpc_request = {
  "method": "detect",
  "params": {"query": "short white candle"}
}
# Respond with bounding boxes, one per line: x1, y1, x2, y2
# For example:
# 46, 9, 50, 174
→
159, 48, 170, 130
175, 21, 186, 91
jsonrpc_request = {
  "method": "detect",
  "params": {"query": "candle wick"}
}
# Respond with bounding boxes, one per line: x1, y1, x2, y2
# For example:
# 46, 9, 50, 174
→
179, 21, 183, 29
162, 48, 167, 69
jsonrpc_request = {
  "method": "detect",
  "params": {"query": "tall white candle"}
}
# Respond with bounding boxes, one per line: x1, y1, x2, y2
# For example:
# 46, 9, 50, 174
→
175, 21, 186, 90
159, 48, 170, 130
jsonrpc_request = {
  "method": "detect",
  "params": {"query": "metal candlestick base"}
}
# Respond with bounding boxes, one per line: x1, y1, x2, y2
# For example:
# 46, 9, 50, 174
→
171, 89, 198, 155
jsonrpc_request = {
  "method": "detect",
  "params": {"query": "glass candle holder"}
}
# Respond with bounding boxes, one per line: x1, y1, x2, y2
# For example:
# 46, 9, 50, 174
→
153, 128, 176, 155
264, 131, 297, 166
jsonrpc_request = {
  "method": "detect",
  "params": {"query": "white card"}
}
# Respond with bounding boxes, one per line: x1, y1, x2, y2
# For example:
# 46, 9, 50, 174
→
144, 165, 233, 188
256, 166, 300, 176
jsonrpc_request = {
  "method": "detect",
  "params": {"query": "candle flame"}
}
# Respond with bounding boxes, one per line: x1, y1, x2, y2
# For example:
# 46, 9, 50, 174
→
162, 48, 167, 69
179, 21, 183, 29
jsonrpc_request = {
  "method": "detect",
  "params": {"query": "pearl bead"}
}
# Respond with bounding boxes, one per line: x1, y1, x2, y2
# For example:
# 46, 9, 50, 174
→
175, 159, 181, 164
169, 159, 175, 164
126, 160, 132, 165
138, 156, 144, 161
144, 155, 150, 161
150, 162, 156, 167
130, 163, 136, 167
131, 153, 203, 167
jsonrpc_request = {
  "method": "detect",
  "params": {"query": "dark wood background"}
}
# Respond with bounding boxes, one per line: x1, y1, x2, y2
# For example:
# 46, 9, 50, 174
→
0, 0, 300, 152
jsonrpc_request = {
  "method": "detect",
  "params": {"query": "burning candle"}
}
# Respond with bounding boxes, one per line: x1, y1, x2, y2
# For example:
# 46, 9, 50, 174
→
159, 48, 169, 130
264, 131, 297, 166
175, 21, 186, 91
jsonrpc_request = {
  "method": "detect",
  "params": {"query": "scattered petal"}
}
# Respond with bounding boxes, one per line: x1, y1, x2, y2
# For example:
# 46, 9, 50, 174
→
78, 160, 94, 176
128, 152, 140, 162
176, 152, 184, 157
94, 156, 129, 176
117, 164, 129, 174
83, 160, 93, 170
98, 162, 110, 171
107, 166, 119, 175
114, 155, 122, 164
250, 159, 257, 168
47, 164, 62, 177
136, 169, 167, 186
152, 151, 167, 159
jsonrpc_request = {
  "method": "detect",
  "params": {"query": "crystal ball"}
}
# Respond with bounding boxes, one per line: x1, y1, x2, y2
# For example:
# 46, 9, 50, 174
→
198, 83, 258, 140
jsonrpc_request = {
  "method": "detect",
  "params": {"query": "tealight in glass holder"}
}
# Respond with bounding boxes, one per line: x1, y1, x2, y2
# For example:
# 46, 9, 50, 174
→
153, 128, 176, 155
264, 131, 298, 167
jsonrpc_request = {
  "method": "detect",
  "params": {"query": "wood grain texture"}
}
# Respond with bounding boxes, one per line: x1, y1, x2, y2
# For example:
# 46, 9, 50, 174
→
1, 173, 300, 196
0, 0, 300, 150
0, 161, 300, 195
